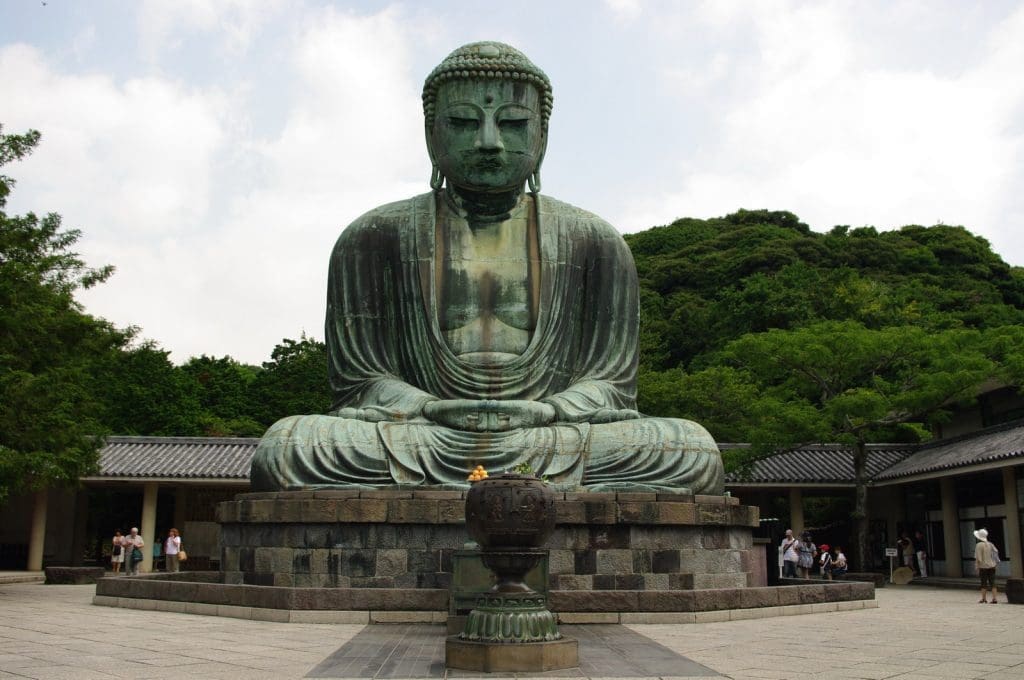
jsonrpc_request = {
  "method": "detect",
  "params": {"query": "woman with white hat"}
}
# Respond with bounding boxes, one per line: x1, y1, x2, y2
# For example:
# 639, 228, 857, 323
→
973, 528, 1000, 604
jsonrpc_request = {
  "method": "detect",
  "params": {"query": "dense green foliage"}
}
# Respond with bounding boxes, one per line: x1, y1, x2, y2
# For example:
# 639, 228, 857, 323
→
629, 209, 1024, 436
0, 127, 122, 502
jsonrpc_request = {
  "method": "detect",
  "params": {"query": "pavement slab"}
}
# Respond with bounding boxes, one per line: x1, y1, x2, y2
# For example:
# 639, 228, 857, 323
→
0, 582, 1022, 678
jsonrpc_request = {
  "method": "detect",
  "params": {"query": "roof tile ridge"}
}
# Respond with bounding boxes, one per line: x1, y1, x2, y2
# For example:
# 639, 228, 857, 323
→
918, 417, 1024, 451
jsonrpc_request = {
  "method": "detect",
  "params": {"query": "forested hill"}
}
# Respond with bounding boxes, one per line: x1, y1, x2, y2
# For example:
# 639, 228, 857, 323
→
626, 209, 1024, 373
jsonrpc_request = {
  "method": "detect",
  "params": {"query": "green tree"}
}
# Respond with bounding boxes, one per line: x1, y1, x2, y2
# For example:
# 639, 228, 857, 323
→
249, 335, 331, 427
708, 321, 1000, 570
180, 355, 263, 436
91, 341, 205, 436
0, 126, 122, 503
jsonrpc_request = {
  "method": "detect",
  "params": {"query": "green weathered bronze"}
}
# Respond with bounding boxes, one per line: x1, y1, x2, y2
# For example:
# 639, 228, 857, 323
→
250, 41, 725, 494
460, 591, 560, 643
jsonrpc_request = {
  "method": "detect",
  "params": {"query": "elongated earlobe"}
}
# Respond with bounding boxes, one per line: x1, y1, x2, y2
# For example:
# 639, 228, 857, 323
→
528, 170, 541, 193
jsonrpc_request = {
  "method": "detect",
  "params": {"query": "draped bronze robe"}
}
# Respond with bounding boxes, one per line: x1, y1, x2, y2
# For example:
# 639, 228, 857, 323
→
250, 192, 724, 493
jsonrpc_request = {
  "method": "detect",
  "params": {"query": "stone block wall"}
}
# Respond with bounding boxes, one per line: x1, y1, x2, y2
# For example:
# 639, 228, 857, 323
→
216, 490, 759, 591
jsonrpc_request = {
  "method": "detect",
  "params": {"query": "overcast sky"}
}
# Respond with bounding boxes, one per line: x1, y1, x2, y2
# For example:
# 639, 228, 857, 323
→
3, 1, 1023, 365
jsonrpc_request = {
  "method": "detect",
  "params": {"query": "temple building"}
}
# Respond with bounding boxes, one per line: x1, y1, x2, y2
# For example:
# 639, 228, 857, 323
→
3, 386, 1022, 581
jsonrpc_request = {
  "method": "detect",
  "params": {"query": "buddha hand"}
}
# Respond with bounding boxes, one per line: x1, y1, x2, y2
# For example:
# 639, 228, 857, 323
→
423, 399, 556, 432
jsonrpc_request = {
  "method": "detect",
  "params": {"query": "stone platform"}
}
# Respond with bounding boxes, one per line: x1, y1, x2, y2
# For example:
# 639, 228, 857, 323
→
215, 489, 761, 591
93, 489, 875, 622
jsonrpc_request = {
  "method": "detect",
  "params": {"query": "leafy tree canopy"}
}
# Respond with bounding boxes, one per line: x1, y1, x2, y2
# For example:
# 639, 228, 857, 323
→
627, 210, 1024, 372
0, 126, 123, 502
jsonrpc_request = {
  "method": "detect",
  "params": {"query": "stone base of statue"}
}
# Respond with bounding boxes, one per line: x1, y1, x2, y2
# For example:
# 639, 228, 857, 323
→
445, 634, 579, 673
213, 489, 761, 592
93, 489, 879, 620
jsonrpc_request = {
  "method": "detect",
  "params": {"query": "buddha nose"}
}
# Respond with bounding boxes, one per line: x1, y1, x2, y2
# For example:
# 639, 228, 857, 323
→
476, 117, 504, 151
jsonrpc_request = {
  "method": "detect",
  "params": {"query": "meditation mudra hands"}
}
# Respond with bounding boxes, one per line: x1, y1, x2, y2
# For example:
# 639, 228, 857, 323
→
423, 399, 556, 432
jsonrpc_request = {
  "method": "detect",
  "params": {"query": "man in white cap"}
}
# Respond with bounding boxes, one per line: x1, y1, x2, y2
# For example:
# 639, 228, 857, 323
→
974, 528, 1000, 603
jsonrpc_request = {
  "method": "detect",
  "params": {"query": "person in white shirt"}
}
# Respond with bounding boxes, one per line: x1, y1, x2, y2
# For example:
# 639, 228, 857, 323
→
164, 528, 182, 573
974, 528, 1000, 604
781, 529, 800, 578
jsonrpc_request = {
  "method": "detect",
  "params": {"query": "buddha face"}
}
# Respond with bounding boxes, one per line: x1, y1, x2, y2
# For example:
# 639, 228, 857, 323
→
428, 79, 546, 193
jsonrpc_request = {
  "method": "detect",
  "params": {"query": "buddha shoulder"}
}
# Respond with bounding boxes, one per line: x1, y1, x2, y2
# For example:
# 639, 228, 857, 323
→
536, 194, 631, 247
331, 193, 431, 252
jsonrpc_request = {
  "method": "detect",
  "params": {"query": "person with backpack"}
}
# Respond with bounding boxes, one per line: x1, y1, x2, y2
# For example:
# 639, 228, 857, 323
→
781, 529, 800, 578
973, 528, 1000, 604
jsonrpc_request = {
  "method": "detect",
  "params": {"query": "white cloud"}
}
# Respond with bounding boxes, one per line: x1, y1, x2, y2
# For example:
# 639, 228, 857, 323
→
2, 5, 431, 364
604, 0, 643, 22
615, 3, 1024, 268
136, 0, 284, 61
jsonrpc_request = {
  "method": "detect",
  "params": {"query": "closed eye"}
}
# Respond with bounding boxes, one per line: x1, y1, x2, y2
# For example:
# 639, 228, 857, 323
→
448, 117, 479, 131
498, 119, 528, 131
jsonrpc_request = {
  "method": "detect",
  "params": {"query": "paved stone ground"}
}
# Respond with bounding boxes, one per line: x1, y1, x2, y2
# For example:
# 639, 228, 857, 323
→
0, 582, 1021, 679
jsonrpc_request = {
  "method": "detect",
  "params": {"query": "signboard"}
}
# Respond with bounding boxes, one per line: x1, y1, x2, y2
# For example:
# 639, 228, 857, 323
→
885, 547, 898, 557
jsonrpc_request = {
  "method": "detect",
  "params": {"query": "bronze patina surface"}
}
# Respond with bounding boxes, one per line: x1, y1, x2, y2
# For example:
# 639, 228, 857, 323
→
250, 41, 725, 494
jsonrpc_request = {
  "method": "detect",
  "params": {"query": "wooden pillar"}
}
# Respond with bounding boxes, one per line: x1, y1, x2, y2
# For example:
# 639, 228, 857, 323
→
940, 477, 962, 577
1003, 467, 1022, 579
27, 489, 48, 571
140, 482, 158, 573
173, 486, 187, 533
789, 488, 804, 534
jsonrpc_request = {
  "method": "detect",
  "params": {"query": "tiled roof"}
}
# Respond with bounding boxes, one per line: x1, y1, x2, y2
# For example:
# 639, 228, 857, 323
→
87, 426, 1019, 486
92, 436, 258, 480
722, 444, 914, 485
873, 421, 1024, 482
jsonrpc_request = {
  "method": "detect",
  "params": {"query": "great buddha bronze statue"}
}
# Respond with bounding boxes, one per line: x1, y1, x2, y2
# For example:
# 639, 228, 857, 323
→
250, 42, 724, 494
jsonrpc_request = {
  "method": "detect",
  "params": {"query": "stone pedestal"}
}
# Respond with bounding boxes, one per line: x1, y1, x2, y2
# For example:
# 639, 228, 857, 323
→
445, 636, 579, 672
215, 490, 759, 591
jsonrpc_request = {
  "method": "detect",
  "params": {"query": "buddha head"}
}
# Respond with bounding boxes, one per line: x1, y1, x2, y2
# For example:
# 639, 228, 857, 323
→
422, 42, 553, 194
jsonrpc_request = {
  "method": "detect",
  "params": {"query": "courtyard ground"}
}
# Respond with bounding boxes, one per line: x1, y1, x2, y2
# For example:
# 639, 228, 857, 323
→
0, 581, 1020, 679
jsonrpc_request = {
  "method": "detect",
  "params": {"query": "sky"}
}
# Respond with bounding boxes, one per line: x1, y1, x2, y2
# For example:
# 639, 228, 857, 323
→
2, 0, 1023, 365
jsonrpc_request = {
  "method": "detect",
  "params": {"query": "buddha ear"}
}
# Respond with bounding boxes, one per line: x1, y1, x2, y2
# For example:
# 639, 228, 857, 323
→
425, 122, 443, 190
529, 130, 548, 194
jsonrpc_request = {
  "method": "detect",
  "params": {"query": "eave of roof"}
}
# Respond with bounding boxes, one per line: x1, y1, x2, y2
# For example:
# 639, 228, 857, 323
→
872, 420, 1024, 485
721, 443, 914, 486
93, 436, 259, 480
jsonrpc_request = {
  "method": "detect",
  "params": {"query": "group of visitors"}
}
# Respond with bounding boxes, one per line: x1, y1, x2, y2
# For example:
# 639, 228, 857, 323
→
780, 529, 847, 580
897, 530, 929, 577
110, 527, 184, 575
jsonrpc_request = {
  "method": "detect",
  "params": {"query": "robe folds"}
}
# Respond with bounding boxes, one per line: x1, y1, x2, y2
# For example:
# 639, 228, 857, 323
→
250, 192, 724, 494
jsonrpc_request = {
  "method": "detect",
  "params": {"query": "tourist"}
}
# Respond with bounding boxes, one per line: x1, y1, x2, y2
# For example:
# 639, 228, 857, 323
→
781, 529, 799, 578
124, 527, 145, 576
974, 528, 1000, 604
164, 528, 182, 573
818, 543, 833, 580
914, 530, 928, 578
798, 532, 816, 579
110, 530, 124, 574
898, 532, 915, 573
832, 546, 848, 579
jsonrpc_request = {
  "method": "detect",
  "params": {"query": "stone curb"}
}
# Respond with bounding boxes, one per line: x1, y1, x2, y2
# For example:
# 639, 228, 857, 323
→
92, 594, 876, 624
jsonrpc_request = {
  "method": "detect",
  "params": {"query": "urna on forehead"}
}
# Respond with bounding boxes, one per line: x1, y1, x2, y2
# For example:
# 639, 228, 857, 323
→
422, 41, 554, 129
